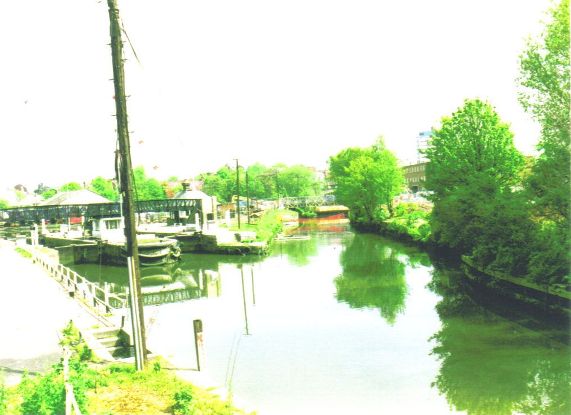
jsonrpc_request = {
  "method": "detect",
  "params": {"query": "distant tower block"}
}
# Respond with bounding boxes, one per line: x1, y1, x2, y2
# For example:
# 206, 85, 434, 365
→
417, 131, 431, 163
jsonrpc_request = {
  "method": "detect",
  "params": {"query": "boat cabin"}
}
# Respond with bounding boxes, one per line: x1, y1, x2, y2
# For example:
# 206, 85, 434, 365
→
92, 217, 125, 242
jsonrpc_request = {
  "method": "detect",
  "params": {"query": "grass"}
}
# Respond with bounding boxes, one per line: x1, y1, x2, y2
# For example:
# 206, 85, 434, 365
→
227, 209, 297, 242
14, 247, 32, 259
3, 359, 254, 415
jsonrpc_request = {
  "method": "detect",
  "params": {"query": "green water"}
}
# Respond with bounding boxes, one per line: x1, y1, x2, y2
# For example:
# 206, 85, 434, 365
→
69, 225, 571, 415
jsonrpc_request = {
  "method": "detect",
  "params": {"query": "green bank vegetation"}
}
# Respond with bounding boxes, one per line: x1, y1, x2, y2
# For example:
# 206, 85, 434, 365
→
329, 0, 569, 293
0, 322, 253, 415
228, 209, 296, 242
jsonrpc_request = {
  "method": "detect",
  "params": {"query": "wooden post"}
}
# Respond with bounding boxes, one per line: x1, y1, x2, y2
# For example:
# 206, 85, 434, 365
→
107, 0, 147, 370
193, 319, 203, 371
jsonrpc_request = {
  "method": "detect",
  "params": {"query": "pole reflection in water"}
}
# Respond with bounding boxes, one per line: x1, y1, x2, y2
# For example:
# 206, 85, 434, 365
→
251, 266, 256, 306
240, 265, 250, 335
65, 224, 570, 414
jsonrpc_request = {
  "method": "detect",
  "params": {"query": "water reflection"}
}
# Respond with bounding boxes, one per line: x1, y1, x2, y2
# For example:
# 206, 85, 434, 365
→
334, 233, 408, 324
429, 263, 571, 415
70, 260, 222, 305
275, 237, 319, 267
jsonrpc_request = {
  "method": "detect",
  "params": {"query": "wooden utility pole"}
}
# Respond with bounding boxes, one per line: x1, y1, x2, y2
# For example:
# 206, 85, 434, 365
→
245, 169, 250, 225
107, 0, 147, 370
234, 158, 241, 229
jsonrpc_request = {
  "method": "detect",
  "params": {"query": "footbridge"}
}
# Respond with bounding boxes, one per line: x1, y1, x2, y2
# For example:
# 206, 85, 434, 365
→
281, 195, 336, 210
0, 198, 202, 225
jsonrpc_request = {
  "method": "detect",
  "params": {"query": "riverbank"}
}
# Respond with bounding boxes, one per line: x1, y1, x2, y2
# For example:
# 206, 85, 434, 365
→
348, 203, 570, 312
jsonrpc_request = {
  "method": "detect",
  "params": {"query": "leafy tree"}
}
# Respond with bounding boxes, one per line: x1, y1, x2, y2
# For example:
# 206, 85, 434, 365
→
41, 188, 57, 200
90, 176, 118, 201
59, 182, 82, 192
517, 0, 570, 285
278, 164, 321, 197
201, 165, 235, 203
245, 163, 272, 199
133, 166, 166, 200
0, 199, 9, 209
425, 99, 525, 252
329, 138, 404, 222
519, 0, 570, 222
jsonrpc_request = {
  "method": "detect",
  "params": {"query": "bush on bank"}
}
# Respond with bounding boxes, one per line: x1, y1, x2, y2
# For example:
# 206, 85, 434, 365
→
2, 323, 254, 415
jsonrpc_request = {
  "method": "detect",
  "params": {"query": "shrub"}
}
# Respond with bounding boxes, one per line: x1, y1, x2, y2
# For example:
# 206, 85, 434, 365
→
172, 388, 194, 415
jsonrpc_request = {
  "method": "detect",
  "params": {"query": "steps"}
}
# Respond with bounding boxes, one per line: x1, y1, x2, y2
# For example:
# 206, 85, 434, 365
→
85, 326, 132, 360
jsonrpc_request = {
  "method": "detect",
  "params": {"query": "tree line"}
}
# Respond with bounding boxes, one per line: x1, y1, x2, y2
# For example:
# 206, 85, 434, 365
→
0, 163, 323, 208
328, 0, 569, 288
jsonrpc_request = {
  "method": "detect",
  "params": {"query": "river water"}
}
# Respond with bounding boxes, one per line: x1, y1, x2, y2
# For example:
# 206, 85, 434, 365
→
70, 224, 571, 415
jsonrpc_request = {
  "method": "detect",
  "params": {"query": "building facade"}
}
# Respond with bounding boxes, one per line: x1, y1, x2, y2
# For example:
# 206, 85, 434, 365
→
402, 162, 427, 193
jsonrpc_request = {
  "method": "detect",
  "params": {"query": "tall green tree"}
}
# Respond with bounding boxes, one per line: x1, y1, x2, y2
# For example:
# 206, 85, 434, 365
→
329, 138, 404, 222
518, 0, 570, 285
519, 0, 570, 222
89, 176, 118, 201
132, 166, 166, 200
425, 99, 525, 253
201, 165, 235, 203
278, 164, 320, 197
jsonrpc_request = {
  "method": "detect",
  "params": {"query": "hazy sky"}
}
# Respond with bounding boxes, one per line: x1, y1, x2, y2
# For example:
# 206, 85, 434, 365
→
0, 0, 550, 190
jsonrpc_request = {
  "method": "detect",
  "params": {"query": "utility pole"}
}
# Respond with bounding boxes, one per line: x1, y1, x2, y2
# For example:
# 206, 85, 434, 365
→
234, 158, 241, 229
107, 0, 147, 370
245, 169, 250, 225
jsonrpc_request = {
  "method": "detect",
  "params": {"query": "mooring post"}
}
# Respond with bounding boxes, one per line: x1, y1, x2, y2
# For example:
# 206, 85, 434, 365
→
193, 319, 203, 371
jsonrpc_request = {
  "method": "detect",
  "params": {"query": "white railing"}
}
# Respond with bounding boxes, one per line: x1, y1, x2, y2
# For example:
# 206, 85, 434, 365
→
30, 249, 127, 317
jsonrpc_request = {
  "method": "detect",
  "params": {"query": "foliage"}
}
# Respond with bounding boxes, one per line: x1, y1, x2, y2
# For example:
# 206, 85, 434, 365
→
528, 221, 571, 286
15, 247, 32, 259
59, 182, 82, 192
132, 166, 166, 200
172, 388, 194, 415
0, 199, 9, 209
425, 100, 524, 251
277, 164, 321, 197
0, 371, 6, 414
83, 361, 252, 415
19, 368, 66, 415
60, 320, 93, 362
17, 323, 95, 415
469, 189, 534, 277
384, 203, 431, 243
200, 163, 323, 203
425, 99, 524, 199
329, 138, 404, 223
90, 176, 118, 201
41, 188, 57, 200
519, 0, 570, 223
201, 165, 235, 203
255, 209, 286, 242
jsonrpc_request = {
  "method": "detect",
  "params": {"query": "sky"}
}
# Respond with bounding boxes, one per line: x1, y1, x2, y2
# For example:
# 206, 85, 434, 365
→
0, 0, 551, 191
